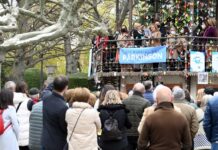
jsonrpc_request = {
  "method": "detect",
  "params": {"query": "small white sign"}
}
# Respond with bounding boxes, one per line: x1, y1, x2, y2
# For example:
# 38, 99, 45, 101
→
198, 72, 208, 85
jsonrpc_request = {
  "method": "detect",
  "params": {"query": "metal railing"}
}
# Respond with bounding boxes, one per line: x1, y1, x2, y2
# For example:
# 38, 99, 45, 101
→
90, 36, 218, 74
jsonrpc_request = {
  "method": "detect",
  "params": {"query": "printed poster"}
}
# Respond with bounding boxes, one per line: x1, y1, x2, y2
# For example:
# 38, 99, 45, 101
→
190, 51, 205, 72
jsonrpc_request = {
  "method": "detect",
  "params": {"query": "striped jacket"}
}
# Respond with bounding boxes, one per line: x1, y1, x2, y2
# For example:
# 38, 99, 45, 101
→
29, 101, 43, 150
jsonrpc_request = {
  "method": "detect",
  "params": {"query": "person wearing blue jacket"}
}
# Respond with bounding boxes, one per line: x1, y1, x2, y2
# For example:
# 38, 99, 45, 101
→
203, 95, 218, 150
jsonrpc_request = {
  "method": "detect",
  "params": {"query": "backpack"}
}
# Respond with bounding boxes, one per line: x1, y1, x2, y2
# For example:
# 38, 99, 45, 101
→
101, 111, 123, 141
0, 110, 11, 135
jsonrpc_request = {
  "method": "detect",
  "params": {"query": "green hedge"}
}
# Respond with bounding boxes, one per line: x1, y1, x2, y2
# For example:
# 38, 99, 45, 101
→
68, 73, 95, 91
24, 68, 47, 89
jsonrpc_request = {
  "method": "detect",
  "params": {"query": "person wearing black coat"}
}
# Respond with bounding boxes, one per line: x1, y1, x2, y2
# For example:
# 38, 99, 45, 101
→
98, 90, 132, 150
41, 76, 69, 150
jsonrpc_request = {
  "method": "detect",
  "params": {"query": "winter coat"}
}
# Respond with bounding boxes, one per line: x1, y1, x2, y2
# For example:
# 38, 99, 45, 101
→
138, 102, 192, 150
16, 94, 31, 146
123, 92, 150, 137
13, 92, 28, 108
203, 96, 218, 143
98, 104, 132, 150
174, 100, 199, 139
29, 101, 43, 150
0, 106, 19, 150
65, 102, 101, 150
194, 108, 211, 150
138, 103, 182, 134
42, 91, 68, 150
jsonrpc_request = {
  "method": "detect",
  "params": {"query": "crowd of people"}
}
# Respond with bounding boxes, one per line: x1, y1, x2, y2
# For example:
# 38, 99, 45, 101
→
93, 18, 218, 72
0, 76, 218, 150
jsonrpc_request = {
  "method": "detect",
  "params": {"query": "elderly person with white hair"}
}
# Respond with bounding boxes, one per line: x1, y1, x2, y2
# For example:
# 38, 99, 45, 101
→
173, 87, 199, 148
194, 95, 212, 150
4, 81, 27, 108
123, 83, 150, 150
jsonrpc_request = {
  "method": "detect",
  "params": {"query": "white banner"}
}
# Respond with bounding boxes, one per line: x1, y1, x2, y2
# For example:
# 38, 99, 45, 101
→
198, 72, 208, 85
212, 52, 218, 73
190, 51, 205, 72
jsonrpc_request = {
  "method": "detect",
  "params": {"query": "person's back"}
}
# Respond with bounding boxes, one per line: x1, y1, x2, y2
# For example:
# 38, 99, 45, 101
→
42, 76, 69, 150
138, 103, 191, 150
42, 92, 68, 150
29, 101, 43, 150
203, 95, 218, 149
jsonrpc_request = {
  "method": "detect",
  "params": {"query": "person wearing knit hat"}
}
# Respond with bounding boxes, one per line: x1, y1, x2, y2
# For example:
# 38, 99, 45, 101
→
27, 88, 40, 111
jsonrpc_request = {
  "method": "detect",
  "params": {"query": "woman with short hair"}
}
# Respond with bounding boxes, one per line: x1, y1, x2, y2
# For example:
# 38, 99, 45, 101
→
0, 89, 19, 150
65, 88, 101, 150
98, 90, 132, 150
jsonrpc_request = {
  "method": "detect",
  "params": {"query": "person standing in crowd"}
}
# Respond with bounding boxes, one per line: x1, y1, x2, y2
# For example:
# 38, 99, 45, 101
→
29, 98, 43, 150
27, 88, 40, 111
143, 81, 154, 105
0, 89, 19, 150
16, 81, 31, 150
65, 88, 101, 150
42, 76, 69, 150
98, 90, 132, 150
40, 80, 53, 99
203, 18, 217, 38
123, 83, 150, 150
94, 84, 115, 109
172, 87, 199, 149
4, 81, 27, 108
203, 95, 218, 150
117, 25, 131, 48
88, 93, 97, 107
131, 23, 144, 47
196, 88, 205, 107
138, 86, 192, 150
194, 95, 212, 150
150, 23, 161, 47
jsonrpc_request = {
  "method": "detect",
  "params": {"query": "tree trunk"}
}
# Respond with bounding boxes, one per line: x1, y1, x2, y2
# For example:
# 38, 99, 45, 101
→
115, 0, 120, 31
128, 0, 133, 31
10, 49, 26, 81
64, 35, 73, 77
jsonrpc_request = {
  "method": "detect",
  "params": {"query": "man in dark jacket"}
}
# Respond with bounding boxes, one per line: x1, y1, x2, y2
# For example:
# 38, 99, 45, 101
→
138, 86, 192, 150
203, 95, 218, 150
123, 83, 150, 150
42, 76, 69, 150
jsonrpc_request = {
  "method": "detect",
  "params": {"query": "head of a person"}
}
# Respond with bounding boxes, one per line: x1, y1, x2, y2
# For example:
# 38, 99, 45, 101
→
99, 84, 115, 104
207, 18, 216, 27
29, 88, 40, 99
53, 76, 69, 93
102, 90, 122, 105
170, 27, 176, 35
156, 86, 173, 104
144, 80, 153, 91
172, 87, 185, 101
196, 88, 205, 102
200, 94, 213, 110
69, 88, 90, 106
150, 23, 158, 32
133, 83, 145, 95
88, 93, 97, 107
15, 81, 28, 94
134, 23, 141, 30
121, 25, 128, 33
64, 89, 75, 103
4, 81, 16, 92
153, 84, 164, 103
0, 89, 14, 109
204, 87, 214, 95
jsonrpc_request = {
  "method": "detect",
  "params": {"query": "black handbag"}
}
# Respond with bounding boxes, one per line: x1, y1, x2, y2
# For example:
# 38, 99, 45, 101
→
63, 109, 86, 150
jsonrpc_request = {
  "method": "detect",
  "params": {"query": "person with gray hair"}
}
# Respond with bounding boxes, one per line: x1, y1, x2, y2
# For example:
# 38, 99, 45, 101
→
123, 83, 150, 150
173, 86, 199, 149
143, 80, 154, 105
4, 81, 16, 92
138, 85, 192, 150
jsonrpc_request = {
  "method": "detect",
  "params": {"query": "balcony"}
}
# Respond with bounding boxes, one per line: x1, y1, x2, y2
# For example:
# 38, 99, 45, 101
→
90, 36, 218, 78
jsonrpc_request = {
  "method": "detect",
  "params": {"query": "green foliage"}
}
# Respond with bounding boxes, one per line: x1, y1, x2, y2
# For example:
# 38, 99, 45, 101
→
24, 68, 47, 89
68, 72, 95, 91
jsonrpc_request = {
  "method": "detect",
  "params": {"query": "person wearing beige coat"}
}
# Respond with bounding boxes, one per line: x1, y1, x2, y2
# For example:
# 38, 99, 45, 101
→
65, 88, 101, 150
